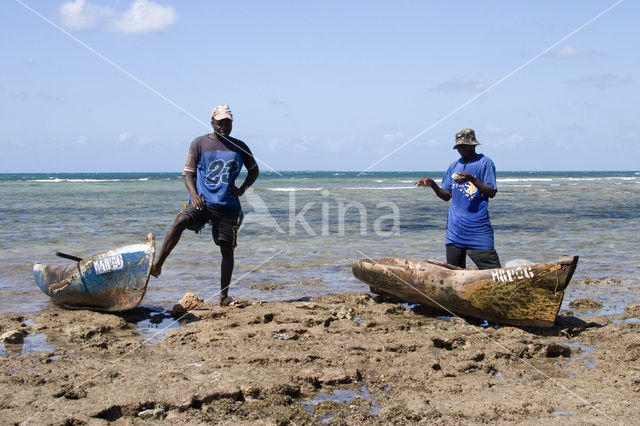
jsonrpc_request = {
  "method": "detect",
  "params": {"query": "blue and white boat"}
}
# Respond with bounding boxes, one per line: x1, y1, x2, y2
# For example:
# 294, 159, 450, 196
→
33, 234, 155, 311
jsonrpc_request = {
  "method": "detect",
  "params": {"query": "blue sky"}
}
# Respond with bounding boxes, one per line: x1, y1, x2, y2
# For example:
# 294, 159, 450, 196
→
1, 0, 637, 172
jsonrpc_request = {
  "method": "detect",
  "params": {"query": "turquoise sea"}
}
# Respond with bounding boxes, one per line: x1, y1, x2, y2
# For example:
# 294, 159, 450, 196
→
1, 171, 639, 317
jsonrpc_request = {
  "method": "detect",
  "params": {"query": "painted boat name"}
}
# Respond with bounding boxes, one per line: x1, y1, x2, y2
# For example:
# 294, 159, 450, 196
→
94, 254, 124, 275
492, 266, 534, 283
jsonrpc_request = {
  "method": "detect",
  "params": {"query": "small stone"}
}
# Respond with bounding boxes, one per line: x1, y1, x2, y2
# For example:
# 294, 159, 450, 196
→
171, 293, 204, 318
273, 333, 291, 340
241, 386, 260, 398
149, 314, 166, 324
138, 407, 165, 420
336, 306, 355, 320
1, 330, 26, 344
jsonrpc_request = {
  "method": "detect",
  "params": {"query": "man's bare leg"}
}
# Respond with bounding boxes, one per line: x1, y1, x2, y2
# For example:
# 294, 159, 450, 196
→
218, 244, 234, 305
151, 214, 192, 278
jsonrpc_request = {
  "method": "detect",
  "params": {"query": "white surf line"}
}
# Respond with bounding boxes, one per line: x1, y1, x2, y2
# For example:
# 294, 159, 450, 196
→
20, 249, 284, 425
358, 0, 626, 175
355, 250, 620, 424
13, 0, 281, 177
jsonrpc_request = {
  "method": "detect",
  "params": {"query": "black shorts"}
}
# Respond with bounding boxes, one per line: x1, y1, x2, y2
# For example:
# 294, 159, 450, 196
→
445, 244, 501, 270
179, 204, 243, 247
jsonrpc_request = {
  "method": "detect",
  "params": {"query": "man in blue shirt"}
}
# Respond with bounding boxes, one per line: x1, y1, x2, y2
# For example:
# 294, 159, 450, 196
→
151, 105, 259, 305
414, 128, 500, 270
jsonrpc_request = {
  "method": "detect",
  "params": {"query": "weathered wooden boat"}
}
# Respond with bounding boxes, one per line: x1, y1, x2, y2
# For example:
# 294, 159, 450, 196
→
33, 233, 155, 311
352, 256, 579, 327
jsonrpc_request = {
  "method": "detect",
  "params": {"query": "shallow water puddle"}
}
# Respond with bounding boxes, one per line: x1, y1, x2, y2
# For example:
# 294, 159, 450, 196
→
21, 332, 57, 354
302, 384, 380, 419
612, 318, 640, 324
552, 410, 575, 417
134, 307, 182, 345
400, 302, 418, 310
564, 341, 596, 373
478, 320, 501, 329
0, 332, 57, 356
568, 299, 626, 318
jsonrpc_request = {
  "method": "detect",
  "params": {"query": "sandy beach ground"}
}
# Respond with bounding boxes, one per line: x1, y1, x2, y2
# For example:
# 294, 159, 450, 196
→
1, 282, 639, 425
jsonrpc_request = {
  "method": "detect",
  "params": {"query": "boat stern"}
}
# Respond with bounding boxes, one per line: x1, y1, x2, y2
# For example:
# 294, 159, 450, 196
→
33, 263, 52, 297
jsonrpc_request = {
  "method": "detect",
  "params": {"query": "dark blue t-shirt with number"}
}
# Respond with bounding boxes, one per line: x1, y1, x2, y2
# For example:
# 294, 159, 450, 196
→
441, 154, 497, 249
183, 134, 257, 211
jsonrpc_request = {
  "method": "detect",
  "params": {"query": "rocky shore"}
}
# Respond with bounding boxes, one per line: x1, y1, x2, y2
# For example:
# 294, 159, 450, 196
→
1, 289, 639, 425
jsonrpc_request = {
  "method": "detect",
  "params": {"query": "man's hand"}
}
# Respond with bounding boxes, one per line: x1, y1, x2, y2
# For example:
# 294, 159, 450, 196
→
414, 177, 435, 187
228, 185, 245, 199
190, 193, 205, 210
453, 172, 474, 184
454, 173, 497, 198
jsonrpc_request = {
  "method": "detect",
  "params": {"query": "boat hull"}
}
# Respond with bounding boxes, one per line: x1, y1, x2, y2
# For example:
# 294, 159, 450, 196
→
33, 234, 155, 311
352, 256, 578, 327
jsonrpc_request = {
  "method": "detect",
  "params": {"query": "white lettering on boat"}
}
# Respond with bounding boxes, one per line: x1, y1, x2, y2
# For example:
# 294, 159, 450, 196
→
94, 254, 124, 275
491, 266, 534, 283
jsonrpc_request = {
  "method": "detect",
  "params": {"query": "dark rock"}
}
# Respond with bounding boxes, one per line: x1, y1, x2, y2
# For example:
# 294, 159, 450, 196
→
580, 277, 621, 285
545, 343, 571, 358
1, 330, 26, 344
569, 298, 603, 313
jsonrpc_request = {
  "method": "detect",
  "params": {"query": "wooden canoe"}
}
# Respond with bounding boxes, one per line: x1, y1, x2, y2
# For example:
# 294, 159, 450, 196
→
33, 233, 155, 311
352, 256, 579, 327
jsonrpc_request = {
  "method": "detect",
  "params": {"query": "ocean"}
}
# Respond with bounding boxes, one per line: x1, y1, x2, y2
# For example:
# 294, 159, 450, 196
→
1, 171, 639, 317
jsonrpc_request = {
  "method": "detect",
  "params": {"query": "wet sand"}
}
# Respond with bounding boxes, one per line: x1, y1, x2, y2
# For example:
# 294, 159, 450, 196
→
1, 286, 639, 425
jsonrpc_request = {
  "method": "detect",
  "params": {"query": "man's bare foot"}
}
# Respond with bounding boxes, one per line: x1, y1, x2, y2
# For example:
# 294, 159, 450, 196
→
150, 263, 161, 278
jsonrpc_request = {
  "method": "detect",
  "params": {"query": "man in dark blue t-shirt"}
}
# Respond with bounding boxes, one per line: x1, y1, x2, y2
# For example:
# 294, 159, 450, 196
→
414, 128, 500, 270
151, 105, 259, 305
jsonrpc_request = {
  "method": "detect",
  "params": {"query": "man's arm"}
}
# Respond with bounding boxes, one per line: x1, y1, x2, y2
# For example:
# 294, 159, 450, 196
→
229, 165, 259, 198
184, 173, 205, 209
414, 177, 452, 202
455, 173, 497, 198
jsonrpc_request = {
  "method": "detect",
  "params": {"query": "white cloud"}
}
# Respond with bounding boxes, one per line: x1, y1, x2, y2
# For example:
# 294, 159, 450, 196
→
118, 132, 129, 142
58, 0, 114, 31
482, 126, 525, 147
138, 135, 152, 144
618, 126, 638, 143
110, 0, 177, 34
267, 137, 283, 153
327, 137, 353, 153
74, 135, 88, 146
267, 136, 312, 153
379, 131, 439, 149
58, 0, 176, 33
495, 133, 525, 147
383, 132, 404, 143
415, 138, 441, 148
549, 45, 601, 58
567, 73, 632, 89
430, 78, 490, 93
292, 139, 311, 152
484, 125, 504, 135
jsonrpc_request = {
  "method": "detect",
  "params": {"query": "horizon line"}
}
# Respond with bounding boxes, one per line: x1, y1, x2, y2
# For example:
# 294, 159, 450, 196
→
1, 170, 638, 174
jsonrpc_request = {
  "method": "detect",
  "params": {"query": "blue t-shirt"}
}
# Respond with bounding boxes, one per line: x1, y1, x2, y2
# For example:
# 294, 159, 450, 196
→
183, 134, 257, 211
441, 154, 497, 249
